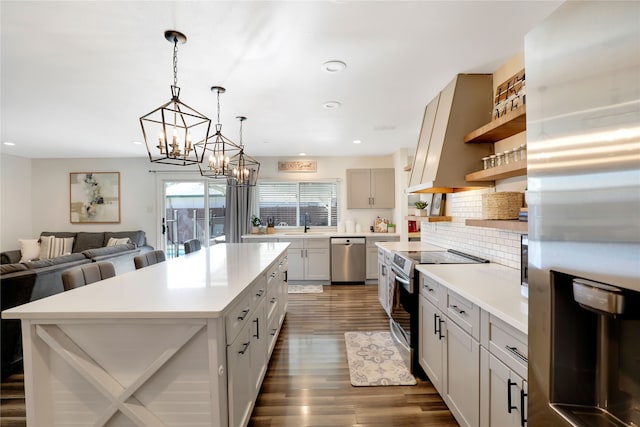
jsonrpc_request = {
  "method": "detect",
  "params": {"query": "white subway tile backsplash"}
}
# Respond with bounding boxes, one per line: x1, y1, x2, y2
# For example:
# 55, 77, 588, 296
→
420, 189, 525, 270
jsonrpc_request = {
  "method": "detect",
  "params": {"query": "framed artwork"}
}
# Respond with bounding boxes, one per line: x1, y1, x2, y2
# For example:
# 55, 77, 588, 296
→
70, 172, 121, 223
430, 193, 445, 216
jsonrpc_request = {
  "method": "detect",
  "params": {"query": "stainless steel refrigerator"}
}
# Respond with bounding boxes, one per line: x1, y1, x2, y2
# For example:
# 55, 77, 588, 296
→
526, 2, 640, 426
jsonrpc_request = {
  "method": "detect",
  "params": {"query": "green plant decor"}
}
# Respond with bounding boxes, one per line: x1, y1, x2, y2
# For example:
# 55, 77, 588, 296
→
251, 216, 262, 227
415, 201, 428, 210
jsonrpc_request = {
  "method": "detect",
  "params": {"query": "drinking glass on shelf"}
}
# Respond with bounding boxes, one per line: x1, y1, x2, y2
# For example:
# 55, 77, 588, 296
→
482, 157, 491, 170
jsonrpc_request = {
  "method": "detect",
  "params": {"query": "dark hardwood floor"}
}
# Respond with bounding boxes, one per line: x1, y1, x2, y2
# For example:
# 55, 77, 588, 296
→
0, 285, 457, 427
248, 284, 457, 427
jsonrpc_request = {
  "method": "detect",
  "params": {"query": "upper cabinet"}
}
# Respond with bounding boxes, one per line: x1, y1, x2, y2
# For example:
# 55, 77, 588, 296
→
347, 168, 395, 209
407, 74, 495, 194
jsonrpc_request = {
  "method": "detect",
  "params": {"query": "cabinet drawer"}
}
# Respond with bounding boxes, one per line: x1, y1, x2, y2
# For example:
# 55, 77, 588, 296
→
250, 276, 267, 308
306, 238, 329, 249
420, 273, 446, 309
488, 315, 528, 379
447, 290, 481, 341
226, 291, 253, 342
266, 263, 279, 286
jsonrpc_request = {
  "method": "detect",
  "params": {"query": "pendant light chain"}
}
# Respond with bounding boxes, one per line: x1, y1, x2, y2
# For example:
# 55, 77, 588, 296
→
172, 37, 179, 88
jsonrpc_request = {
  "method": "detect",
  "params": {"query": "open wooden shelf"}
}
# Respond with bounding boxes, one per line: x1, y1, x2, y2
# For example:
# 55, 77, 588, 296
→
405, 215, 452, 222
408, 232, 421, 238
465, 219, 528, 232
464, 104, 527, 143
465, 162, 527, 182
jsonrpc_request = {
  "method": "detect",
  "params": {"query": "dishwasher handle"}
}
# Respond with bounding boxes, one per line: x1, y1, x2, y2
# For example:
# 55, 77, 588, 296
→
331, 237, 366, 245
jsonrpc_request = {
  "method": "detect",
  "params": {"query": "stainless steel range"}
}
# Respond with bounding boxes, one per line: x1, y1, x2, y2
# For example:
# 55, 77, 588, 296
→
389, 249, 489, 376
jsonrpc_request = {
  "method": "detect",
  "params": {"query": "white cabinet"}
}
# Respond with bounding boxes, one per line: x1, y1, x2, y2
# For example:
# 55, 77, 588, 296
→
226, 252, 288, 427
418, 273, 481, 427
346, 168, 395, 209
368, 236, 399, 280
375, 244, 398, 315
480, 314, 528, 427
280, 238, 330, 281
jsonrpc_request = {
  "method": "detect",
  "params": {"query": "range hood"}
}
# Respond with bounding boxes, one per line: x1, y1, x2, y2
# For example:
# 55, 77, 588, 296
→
407, 74, 494, 194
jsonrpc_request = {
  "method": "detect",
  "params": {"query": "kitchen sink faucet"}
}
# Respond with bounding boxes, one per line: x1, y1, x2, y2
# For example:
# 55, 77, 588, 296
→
304, 212, 310, 233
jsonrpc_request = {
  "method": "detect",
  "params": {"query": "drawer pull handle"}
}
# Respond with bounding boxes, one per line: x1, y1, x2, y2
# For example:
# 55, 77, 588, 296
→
423, 284, 434, 293
507, 379, 518, 413
238, 342, 250, 355
237, 309, 250, 321
520, 389, 528, 426
256, 289, 265, 297
506, 345, 528, 363
271, 297, 277, 303
270, 328, 277, 336
270, 272, 277, 278
253, 317, 260, 339
451, 304, 466, 314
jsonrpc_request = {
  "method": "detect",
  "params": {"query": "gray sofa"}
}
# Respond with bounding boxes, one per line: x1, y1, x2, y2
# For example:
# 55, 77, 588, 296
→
0, 230, 153, 301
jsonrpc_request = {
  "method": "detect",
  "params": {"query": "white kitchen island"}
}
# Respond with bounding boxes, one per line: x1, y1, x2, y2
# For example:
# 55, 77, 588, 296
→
2, 242, 290, 427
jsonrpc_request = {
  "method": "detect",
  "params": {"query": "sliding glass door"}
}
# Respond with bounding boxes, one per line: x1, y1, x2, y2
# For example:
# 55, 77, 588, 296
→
162, 180, 226, 258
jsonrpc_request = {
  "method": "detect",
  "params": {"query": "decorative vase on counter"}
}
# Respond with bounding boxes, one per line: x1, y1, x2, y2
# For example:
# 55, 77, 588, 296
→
251, 226, 259, 234
414, 209, 427, 217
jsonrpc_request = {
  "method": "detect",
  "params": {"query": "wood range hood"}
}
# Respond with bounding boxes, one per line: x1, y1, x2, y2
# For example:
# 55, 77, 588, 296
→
406, 74, 495, 194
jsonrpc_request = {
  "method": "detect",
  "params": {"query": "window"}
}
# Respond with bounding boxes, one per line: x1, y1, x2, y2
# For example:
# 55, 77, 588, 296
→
257, 182, 338, 227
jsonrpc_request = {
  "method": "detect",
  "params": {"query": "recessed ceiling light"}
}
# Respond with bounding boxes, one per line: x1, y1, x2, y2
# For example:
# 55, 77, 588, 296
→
132, 141, 142, 145
353, 139, 362, 144
299, 152, 307, 156
322, 60, 347, 73
323, 101, 341, 109
3, 142, 15, 146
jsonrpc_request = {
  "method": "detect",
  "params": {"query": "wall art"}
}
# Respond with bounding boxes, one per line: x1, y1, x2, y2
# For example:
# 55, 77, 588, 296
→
70, 172, 120, 223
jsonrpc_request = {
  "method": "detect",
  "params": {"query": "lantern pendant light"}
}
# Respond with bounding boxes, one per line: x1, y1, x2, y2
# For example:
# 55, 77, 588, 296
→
199, 86, 242, 179
140, 30, 211, 166
228, 116, 260, 187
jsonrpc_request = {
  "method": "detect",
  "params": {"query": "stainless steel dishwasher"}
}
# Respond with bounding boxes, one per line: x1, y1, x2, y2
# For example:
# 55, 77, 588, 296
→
330, 237, 366, 283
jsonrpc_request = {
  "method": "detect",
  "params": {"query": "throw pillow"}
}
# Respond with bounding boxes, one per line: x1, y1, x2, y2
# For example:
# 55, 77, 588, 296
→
106, 237, 130, 246
18, 239, 41, 262
40, 236, 74, 259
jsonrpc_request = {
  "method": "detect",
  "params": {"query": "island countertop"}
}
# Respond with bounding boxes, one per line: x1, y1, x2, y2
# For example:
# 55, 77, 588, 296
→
2, 242, 290, 320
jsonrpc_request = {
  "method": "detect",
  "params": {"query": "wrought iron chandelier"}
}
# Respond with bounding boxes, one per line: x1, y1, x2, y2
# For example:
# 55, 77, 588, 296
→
228, 116, 260, 187
199, 86, 242, 179
140, 30, 211, 166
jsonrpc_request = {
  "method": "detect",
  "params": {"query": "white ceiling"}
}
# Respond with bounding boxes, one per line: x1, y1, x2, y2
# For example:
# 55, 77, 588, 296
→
1, 1, 562, 160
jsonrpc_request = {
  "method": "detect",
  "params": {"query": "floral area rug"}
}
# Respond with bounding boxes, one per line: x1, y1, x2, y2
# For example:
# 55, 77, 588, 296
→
287, 284, 324, 294
344, 331, 417, 386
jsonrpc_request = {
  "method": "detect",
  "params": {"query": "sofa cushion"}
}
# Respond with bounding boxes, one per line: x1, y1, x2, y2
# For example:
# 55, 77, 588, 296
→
40, 232, 77, 239
81, 243, 136, 259
104, 231, 146, 248
0, 263, 27, 275
18, 239, 41, 262
106, 237, 131, 246
73, 232, 106, 252
22, 253, 87, 269
39, 236, 74, 259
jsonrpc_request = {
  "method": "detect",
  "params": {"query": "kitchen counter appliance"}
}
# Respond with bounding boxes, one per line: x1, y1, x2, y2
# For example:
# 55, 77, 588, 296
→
389, 249, 489, 376
330, 237, 365, 283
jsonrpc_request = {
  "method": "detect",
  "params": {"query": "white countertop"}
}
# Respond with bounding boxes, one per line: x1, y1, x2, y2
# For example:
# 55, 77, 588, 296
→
416, 263, 528, 334
375, 241, 446, 252
242, 231, 400, 239
2, 243, 289, 320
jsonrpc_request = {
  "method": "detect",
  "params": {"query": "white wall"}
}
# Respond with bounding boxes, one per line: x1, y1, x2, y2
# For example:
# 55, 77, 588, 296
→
1, 154, 33, 250
0, 156, 161, 250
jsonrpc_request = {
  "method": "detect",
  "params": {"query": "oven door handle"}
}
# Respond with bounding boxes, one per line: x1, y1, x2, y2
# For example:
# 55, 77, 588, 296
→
390, 320, 410, 353
391, 266, 411, 286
